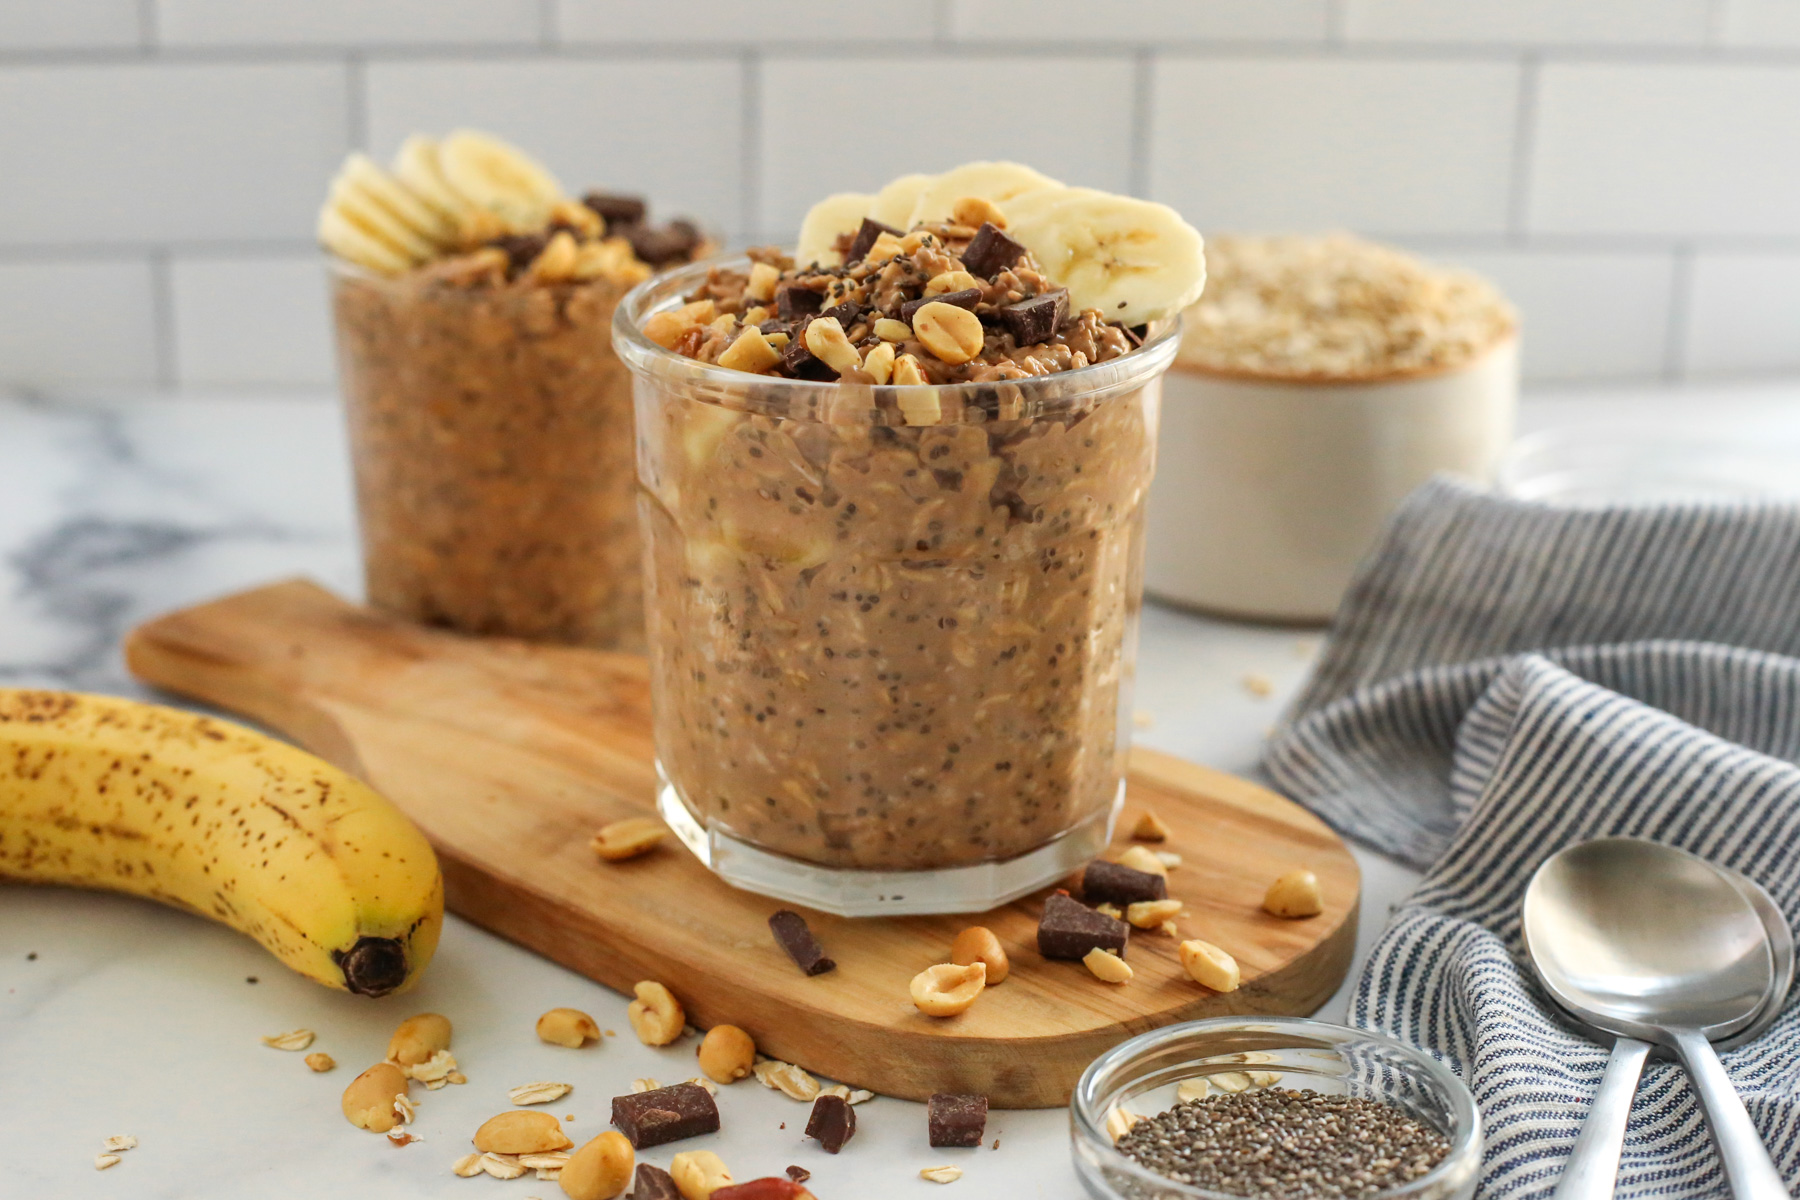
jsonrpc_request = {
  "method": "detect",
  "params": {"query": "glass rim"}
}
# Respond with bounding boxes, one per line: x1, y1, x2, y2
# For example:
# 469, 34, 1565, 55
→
1071, 1016, 1483, 1200
611, 252, 1182, 409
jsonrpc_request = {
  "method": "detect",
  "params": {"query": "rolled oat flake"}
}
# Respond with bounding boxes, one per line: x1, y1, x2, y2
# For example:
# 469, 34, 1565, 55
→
1114, 1088, 1452, 1199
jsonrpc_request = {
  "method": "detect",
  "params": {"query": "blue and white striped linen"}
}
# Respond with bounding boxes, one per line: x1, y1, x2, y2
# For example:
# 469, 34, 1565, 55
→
1261, 479, 1800, 1196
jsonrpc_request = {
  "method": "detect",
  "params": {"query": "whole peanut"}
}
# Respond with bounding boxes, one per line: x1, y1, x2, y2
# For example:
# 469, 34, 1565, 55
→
386, 1013, 452, 1065
559, 1130, 634, 1200
696, 1025, 757, 1084
1263, 868, 1324, 918
628, 981, 686, 1046
910, 961, 986, 1017
341, 1062, 408, 1132
670, 1149, 734, 1200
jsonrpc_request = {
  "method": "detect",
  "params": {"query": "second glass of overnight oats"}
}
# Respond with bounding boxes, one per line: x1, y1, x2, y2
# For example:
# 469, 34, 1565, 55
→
320, 130, 707, 649
615, 163, 1203, 913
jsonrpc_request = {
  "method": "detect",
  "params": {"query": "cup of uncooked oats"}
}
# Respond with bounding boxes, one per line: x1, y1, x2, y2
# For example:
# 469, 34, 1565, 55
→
1146, 234, 1519, 625
321, 129, 706, 648
615, 164, 1204, 914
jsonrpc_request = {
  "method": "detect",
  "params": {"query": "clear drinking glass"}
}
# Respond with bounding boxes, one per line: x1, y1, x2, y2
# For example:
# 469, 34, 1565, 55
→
615, 258, 1177, 915
1072, 1018, 1482, 1200
331, 260, 645, 649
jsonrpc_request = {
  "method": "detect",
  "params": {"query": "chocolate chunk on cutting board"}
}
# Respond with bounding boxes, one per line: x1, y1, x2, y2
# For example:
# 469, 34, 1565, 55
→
1038, 892, 1129, 960
1082, 860, 1167, 906
769, 909, 836, 975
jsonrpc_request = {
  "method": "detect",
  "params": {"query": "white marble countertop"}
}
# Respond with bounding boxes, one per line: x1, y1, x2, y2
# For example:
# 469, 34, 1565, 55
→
2, 378, 1795, 1198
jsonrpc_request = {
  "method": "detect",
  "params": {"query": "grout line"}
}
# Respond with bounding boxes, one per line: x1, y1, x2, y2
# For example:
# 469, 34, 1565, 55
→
934, 0, 954, 43
1505, 53, 1541, 245
345, 54, 368, 152
739, 52, 761, 242
1325, 0, 1349, 46
540, 0, 559, 47
1706, 0, 1732, 45
136, 0, 158, 49
1664, 245, 1696, 381
148, 249, 177, 389
1128, 50, 1154, 199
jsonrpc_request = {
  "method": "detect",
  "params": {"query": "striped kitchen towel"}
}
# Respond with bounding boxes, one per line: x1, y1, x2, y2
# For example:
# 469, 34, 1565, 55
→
1261, 478, 1800, 1196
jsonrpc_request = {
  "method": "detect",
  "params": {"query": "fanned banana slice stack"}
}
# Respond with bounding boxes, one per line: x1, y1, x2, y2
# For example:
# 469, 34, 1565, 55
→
318, 130, 569, 275
792, 161, 1206, 327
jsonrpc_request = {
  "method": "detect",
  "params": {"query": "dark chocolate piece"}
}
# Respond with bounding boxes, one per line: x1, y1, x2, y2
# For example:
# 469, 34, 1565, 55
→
769, 909, 836, 976
1082, 859, 1167, 906
846, 216, 904, 263
779, 326, 836, 381
900, 288, 982, 325
583, 191, 647, 230
786, 1166, 811, 1184
630, 1163, 681, 1200
818, 300, 865, 329
805, 1092, 856, 1153
998, 289, 1069, 346
610, 1081, 720, 1148
777, 285, 824, 320
961, 222, 1026, 278
487, 232, 548, 274
626, 219, 702, 267
927, 1093, 989, 1148
1037, 891, 1129, 960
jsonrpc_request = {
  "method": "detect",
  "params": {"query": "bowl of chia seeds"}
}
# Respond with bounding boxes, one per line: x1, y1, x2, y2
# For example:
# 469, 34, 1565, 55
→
1071, 1017, 1480, 1200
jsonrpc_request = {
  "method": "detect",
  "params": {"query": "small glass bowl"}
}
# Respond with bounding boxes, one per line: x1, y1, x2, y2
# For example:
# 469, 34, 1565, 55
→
1071, 1017, 1481, 1200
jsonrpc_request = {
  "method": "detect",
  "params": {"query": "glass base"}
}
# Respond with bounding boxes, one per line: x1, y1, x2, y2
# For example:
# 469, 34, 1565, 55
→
656, 763, 1124, 917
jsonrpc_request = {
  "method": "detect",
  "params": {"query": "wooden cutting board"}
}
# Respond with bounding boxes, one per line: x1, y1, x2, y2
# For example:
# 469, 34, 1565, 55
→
124, 580, 1359, 1109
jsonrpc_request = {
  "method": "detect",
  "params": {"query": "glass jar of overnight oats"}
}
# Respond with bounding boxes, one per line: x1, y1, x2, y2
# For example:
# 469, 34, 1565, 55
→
615, 257, 1179, 915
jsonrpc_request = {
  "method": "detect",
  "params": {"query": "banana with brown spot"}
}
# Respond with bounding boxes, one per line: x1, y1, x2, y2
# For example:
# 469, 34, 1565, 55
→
0, 690, 442, 995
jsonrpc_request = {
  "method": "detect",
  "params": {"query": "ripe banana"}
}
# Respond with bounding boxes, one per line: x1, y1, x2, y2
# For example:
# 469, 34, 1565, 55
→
794, 191, 873, 267
1005, 186, 1206, 326
867, 172, 935, 229
0, 689, 442, 997
903, 160, 1063, 228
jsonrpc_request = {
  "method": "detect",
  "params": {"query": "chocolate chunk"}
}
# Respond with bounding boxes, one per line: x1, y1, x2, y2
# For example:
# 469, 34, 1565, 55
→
999, 289, 1069, 346
777, 285, 824, 320
961, 223, 1026, 278
583, 191, 647, 231
786, 1166, 811, 1184
927, 1093, 989, 1148
630, 1163, 681, 1200
818, 300, 865, 329
1082, 859, 1167, 906
846, 216, 904, 263
759, 318, 794, 338
769, 909, 836, 975
780, 327, 836, 381
805, 1092, 856, 1153
487, 232, 548, 273
900, 288, 982, 325
610, 1081, 720, 1148
1038, 891, 1129, 960
627, 219, 702, 267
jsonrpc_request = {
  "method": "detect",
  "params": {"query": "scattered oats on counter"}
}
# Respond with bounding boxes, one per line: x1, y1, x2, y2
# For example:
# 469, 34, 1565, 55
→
510, 1081, 573, 1106
1242, 672, 1274, 698
920, 1165, 964, 1184
262, 1028, 315, 1051
1178, 234, 1515, 381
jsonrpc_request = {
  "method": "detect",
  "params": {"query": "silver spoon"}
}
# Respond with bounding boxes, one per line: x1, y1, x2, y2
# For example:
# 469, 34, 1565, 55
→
1530, 862, 1794, 1200
1523, 837, 1788, 1199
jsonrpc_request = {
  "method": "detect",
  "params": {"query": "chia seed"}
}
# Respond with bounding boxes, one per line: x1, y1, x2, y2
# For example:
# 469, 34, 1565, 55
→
1113, 1088, 1452, 1199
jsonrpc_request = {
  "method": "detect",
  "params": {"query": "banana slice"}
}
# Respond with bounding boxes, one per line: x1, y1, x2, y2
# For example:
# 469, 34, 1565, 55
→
341, 153, 457, 247
318, 205, 413, 275
905, 161, 1063, 228
392, 135, 472, 224
868, 172, 935, 229
437, 129, 564, 229
1006, 189, 1205, 326
794, 192, 872, 267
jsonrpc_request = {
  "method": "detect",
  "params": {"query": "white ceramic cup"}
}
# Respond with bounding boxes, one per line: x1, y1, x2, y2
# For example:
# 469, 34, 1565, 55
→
1145, 335, 1519, 623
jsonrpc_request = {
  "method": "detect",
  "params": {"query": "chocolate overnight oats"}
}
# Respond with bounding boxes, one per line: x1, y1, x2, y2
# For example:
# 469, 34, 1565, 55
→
320, 130, 706, 648
615, 163, 1205, 910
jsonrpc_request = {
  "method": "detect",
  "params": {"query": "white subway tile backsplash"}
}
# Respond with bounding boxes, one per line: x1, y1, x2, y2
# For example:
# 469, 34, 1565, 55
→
949, 0, 1329, 42
1720, 0, 1800, 46
756, 55, 1135, 239
1440, 249, 1676, 380
1342, 0, 1710, 45
170, 255, 335, 387
1684, 253, 1800, 376
556, 1, 936, 44
0, 0, 139, 50
0, 260, 159, 386
1530, 64, 1800, 237
0, 63, 347, 246
365, 59, 744, 235
156, 0, 540, 48
1153, 58, 1520, 236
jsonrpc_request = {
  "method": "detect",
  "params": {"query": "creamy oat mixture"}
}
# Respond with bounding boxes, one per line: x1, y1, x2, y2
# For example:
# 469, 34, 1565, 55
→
632, 182, 1192, 871
1177, 234, 1515, 381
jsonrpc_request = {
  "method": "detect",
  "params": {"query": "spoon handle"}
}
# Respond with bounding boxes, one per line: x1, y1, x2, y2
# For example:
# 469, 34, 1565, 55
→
1555, 1037, 1650, 1200
1671, 1028, 1790, 1198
